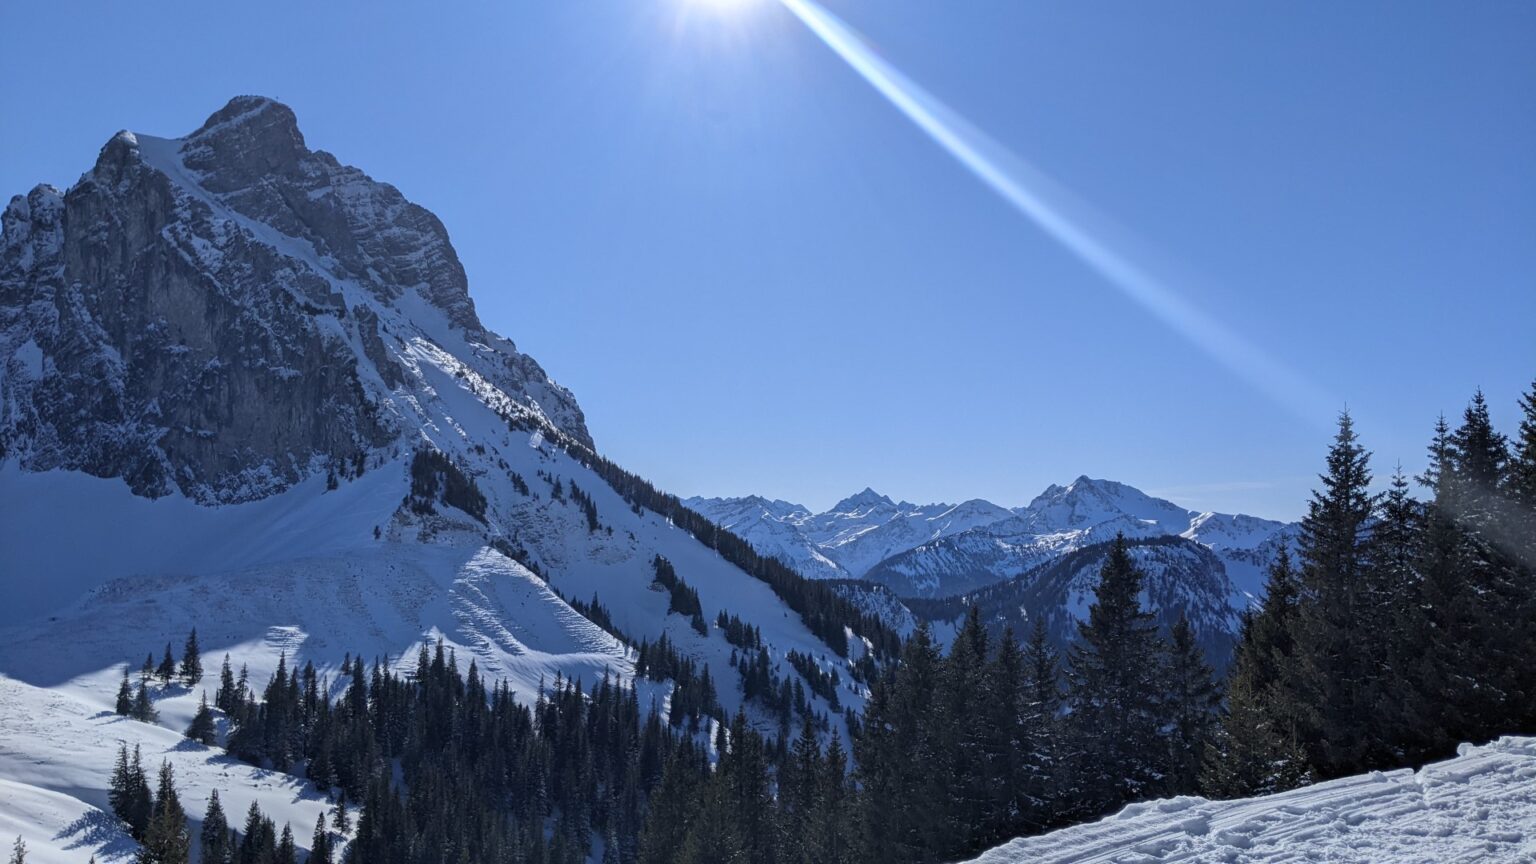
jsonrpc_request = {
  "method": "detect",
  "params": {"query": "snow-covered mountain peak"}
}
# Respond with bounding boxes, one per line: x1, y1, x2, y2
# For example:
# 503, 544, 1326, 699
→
1, 95, 591, 502
829, 486, 896, 515
1011, 475, 1203, 543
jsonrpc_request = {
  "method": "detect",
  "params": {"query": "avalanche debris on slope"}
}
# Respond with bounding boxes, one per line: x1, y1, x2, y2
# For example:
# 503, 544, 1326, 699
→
963, 736, 1536, 864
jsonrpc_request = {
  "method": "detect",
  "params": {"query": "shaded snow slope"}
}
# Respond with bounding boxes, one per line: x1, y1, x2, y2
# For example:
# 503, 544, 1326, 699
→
964, 736, 1536, 864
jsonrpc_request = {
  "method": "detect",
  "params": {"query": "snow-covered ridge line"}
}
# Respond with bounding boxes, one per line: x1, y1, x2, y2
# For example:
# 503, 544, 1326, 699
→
963, 736, 1536, 863
689, 476, 1296, 603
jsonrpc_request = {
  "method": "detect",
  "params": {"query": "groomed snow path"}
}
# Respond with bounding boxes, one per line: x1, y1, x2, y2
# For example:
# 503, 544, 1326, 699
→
963, 737, 1536, 863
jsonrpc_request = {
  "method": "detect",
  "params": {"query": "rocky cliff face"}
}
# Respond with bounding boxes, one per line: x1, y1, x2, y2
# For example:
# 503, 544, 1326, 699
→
0, 96, 589, 502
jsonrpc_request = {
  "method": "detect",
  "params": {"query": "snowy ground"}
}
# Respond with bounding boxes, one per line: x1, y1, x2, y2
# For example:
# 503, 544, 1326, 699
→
964, 737, 1536, 864
0, 675, 333, 864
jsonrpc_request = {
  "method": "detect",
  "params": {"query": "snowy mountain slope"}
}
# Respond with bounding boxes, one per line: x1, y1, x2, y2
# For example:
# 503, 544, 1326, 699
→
0, 98, 878, 862
909, 535, 1241, 662
682, 495, 844, 580
868, 477, 1295, 601
0, 93, 865, 706
963, 736, 1536, 864
684, 489, 1014, 582
0, 674, 332, 864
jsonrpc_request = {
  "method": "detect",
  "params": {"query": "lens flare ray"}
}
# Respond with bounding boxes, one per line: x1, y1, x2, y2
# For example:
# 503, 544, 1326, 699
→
778, 0, 1330, 422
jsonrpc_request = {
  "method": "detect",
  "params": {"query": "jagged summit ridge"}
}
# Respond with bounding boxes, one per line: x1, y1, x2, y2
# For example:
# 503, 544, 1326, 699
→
0, 96, 589, 502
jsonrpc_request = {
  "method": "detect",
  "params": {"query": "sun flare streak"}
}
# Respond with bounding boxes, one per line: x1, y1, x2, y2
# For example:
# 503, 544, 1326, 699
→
778, 0, 1330, 423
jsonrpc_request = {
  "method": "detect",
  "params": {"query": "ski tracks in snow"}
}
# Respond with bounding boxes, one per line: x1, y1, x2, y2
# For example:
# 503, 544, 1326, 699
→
965, 738, 1536, 863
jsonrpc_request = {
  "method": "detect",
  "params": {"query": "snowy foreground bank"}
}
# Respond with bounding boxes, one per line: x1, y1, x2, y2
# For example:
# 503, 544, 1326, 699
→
965, 736, 1536, 864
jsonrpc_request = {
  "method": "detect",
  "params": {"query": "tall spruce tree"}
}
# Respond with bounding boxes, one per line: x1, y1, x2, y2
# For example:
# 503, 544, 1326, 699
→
1288, 411, 1386, 777
979, 626, 1027, 847
778, 716, 820, 863
179, 629, 202, 688
936, 606, 991, 858
215, 655, 237, 713
116, 673, 134, 716
1016, 617, 1063, 830
274, 824, 296, 864
156, 643, 177, 686
804, 736, 855, 864
139, 761, 190, 864
1371, 465, 1424, 753
309, 814, 332, 864
1201, 548, 1309, 798
1064, 534, 1165, 818
1162, 616, 1221, 795
1442, 391, 1529, 740
200, 791, 231, 864
855, 623, 945, 863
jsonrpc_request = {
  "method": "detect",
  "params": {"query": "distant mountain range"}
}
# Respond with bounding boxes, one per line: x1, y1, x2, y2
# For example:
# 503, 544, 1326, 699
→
688, 476, 1296, 602
688, 477, 1299, 662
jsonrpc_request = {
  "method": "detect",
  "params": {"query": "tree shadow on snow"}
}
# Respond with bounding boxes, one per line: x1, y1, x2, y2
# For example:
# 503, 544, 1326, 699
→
56, 809, 137, 862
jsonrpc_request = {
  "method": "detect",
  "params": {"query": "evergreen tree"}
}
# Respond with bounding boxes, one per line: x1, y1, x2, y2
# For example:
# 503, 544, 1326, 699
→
1199, 650, 1309, 798
978, 626, 1026, 847
238, 802, 275, 864
132, 680, 159, 723
215, 655, 237, 713
1200, 551, 1309, 798
179, 629, 203, 688
935, 606, 991, 858
638, 746, 702, 864
1162, 617, 1220, 795
186, 692, 217, 746
1064, 534, 1165, 818
1371, 465, 1425, 752
1449, 389, 1509, 510
115, 745, 154, 840
139, 760, 190, 864
200, 791, 232, 864
1404, 414, 1479, 759
1288, 411, 1386, 778
1421, 392, 1532, 744
855, 623, 944, 863
778, 716, 820, 863
332, 797, 349, 835
116, 672, 134, 715
141, 653, 155, 684
1510, 379, 1536, 514
7, 837, 23, 864
309, 814, 332, 864
156, 643, 177, 686
804, 736, 855, 864
1019, 617, 1062, 831
275, 824, 296, 864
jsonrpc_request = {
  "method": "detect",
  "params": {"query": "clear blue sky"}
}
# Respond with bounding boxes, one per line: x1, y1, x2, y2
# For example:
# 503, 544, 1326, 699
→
3, 1, 1533, 520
